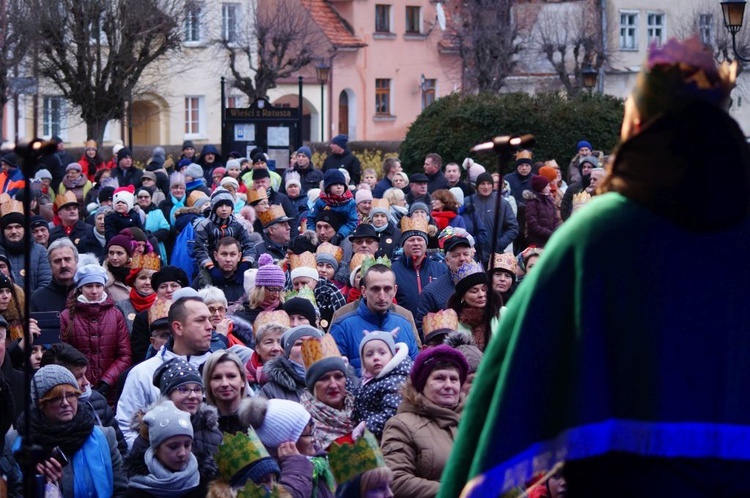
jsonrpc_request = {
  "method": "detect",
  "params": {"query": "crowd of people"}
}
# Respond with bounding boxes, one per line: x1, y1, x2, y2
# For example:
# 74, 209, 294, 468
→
0, 114, 609, 497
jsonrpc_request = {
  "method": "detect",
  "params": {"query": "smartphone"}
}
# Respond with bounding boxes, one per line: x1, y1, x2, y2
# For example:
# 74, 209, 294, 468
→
49, 446, 69, 467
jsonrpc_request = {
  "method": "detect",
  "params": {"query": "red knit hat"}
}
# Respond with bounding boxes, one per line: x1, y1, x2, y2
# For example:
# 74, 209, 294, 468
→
530, 175, 550, 193
410, 345, 469, 393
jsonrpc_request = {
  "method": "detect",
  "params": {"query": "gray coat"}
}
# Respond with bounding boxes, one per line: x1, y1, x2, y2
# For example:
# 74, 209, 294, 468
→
3, 241, 52, 288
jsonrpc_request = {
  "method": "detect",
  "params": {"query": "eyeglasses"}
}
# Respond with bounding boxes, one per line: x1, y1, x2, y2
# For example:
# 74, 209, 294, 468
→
45, 392, 80, 406
174, 386, 204, 396
137, 195, 150, 199
208, 306, 226, 314
265, 286, 283, 293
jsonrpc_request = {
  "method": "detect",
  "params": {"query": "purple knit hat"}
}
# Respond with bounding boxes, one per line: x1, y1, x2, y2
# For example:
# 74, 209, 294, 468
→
410, 344, 469, 392
255, 254, 285, 288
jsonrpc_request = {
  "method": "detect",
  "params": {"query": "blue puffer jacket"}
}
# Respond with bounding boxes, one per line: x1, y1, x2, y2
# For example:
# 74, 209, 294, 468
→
306, 197, 358, 239
392, 254, 448, 315
329, 299, 419, 375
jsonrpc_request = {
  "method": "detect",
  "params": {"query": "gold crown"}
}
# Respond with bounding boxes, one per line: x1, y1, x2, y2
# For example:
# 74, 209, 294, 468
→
516, 150, 533, 161
328, 431, 387, 484
301, 334, 341, 370
290, 251, 317, 271
491, 252, 518, 274
360, 255, 391, 277
186, 190, 207, 208
148, 297, 172, 324
253, 310, 290, 333
544, 159, 559, 169
54, 191, 78, 209
370, 198, 389, 211
316, 242, 343, 263
349, 253, 374, 272
247, 187, 268, 205
130, 252, 161, 272
283, 286, 318, 308
423, 309, 459, 335
0, 200, 23, 218
216, 430, 271, 481
258, 205, 288, 227
400, 215, 429, 234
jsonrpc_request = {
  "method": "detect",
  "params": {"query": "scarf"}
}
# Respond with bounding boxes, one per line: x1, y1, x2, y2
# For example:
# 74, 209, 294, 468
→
372, 223, 388, 233
431, 210, 458, 230
319, 189, 353, 207
347, 287, 361, 303
169, 193, 186, 224
130, 287, 157, 312
77, 292, 108, 305
460, 307, 488, 350
62, 174, 87, 191
128, 447, 200, 498
208, 212, 238, 243
93, 228, 106, 247
259, 295, 281, 311
291, 360, 307, 381
20, 404, 96, 458
109, 265, 131, 285
2, 239, 23, 255
72, 426, 114, 498
301, 391, 355, 450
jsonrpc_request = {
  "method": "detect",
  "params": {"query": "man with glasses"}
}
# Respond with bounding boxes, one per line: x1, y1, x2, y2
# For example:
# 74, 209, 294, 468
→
117, 296, 215, 449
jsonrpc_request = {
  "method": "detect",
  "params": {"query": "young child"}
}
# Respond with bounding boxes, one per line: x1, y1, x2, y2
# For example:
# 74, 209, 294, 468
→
315, 242, 346, 292
354, 330, 412, 439
362, 168, 378, 190
193, 187, 256, 275
306, 169, 357, 245
104, 185, 144, 242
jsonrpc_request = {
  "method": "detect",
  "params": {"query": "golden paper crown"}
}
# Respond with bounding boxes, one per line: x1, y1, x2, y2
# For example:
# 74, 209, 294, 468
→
290, 251, 316, 271
515, 150, 533, 161
370, 198, 390, 211
130, 252, 161, 272
54, 191, 78, 209
148, 297, 172, 325
544, 159, 559, 169
253, 310, 290, 333
328, 431, 387, 484
283, 286, 318, 308
0, 200, 23, 219
186, 190, 207, 208
216, 429, 271, 481
360, 255, 391, 277
258, 205, 288, 227
491, 252, 518, 275
349, 253, 374, 272
423, 309, 459, 335
247, 187, 268, 205
400, 215, 429, 234
301, 334, 341, 370
316, 242, 343, 263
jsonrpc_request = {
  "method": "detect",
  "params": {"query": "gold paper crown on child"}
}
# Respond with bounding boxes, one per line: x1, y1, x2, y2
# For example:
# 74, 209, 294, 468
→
148, 298, 172, 325
258, 205, 288, 228
328, 430, 387, 484
253, 310, 290, 333
400, 215, 429, 234
370, 198, 390, 211
301, 334, 342, 370
360, 255, 391, 277
515, 150, 533, 161
315, 242, 343, 263
423, 309, 459, 336
247, 187, 268, 205
130, 252, 161, 272
216, 430, 271, 482
0, 200, 23, 218
349, 253, 374, 272
283, 286, 318, 308
289, 251, 317, 270
54, 191, 78, 209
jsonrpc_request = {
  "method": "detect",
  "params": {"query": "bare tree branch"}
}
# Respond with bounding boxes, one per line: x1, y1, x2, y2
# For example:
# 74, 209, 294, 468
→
0, 0, 33, 142
673, 2, 750, 64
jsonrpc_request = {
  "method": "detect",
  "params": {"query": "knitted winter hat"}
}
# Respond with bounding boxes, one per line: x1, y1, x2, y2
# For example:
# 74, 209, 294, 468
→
30, 215, 48, 230
65, 162, 82, 173
285, 171, 301, 188
244, 398, 312, 450
34, 169, 52, 181
355, 189, 373, 204
74, 264, 108, 289
210, 187, 235, 212
255, 254, 285, 288
449, 187, 465, 206
113, 185, 135, 212
408, 202, 429, 216
331, 134, 348, 149
281, 324, 322, 357
31, 364, 79, 405
577, 140, 592, 151
226, 159, 241, 172
359, 331, 396, 360
220, 176, 240, 191
143, 400, 194, 449
171, 287, 201, 301
315, 211, 345, 233
212, 167, 227, 178
117, 147, 132, 162
290, 264, 318, 283
530, 175, 550, 193
410, 345, 468, 393
182, 140, 195, 150
107, 234, 133, 257
170, 172, 186, 187
252, 168, 270, 180
152, 358, 203, 396
151, 266, 189, 290
99, 186, 115, 203
444, 332, 484, 373
579, 155, 599, 169
323, 169, 347, 192
305, 356, 347, 392
0, 273, 12, 292
185, 164, 204, 181
296, 146, 312, 160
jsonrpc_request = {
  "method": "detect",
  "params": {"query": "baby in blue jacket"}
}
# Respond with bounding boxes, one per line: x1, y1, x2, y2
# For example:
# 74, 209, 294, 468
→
306, 169, 358, 245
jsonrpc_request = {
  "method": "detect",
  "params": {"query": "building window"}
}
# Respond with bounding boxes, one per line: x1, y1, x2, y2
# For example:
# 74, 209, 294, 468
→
422, 79, 436, 109
699, 13, 713, 46
375, 5, 391, 33
406, 6, 421, 34
43, 96, 64, 138
222, 3, 239, 43
647, 13, 665, 46
226, 95, 243, 108
185, 96, 203, 136
619, 12, 638, 50
375, 79, 391, 115
184, 4, 201, 43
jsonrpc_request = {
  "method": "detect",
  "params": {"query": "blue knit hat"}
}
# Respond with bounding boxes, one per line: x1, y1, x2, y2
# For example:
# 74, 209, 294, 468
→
331, 134, 348, 149
577, 140, 592, 151
323, 169, 347, 191
296, 146, 312, 160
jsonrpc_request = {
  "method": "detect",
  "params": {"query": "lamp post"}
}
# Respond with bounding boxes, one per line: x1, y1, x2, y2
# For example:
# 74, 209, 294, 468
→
721, 0, 750, 62
315, 61, 331, 142
582, 65, 598, 94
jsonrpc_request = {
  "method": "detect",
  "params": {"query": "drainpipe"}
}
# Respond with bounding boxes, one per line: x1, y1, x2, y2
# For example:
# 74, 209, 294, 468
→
599, 0, 607, 94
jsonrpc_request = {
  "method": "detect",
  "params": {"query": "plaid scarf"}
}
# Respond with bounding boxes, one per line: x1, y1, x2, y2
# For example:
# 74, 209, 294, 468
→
319, 190, 353, 207
301, 391, 355, 450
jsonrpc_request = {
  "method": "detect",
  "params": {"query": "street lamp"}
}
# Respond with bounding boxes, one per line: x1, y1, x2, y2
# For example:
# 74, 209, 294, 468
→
315, 61, 331, 142
581, 65, 598, 94
721, 0, 750, 62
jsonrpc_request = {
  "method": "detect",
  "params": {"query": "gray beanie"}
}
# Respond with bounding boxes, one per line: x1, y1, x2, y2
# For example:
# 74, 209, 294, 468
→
359, 331, 396, 360
409, 202, 429, 216
305, 357, 347, 392
74, 264, 108, 288
315, 253, 339, 272
210, 187, 235, 211
281, 325, 323, 358
152, 358, 203, 395
31, 365, 79, 405
255, 399, 311, 449
143, 400, 194, 448
185, 164, 204, 181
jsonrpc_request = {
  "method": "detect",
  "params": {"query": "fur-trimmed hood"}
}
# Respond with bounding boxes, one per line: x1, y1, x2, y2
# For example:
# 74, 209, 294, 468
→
263, 356, 305, 393
173, 205, 205, 217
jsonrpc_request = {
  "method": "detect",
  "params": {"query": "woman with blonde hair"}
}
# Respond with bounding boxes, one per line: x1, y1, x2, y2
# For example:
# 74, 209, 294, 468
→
382, 187, 408, 226
202, 350, 251, 434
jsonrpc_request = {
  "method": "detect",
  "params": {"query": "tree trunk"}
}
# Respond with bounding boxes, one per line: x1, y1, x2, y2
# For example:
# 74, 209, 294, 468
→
85, 114, 112, 147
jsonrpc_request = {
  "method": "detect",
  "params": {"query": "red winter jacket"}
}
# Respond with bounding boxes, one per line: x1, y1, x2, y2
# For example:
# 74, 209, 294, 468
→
60, 297, 132, 388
